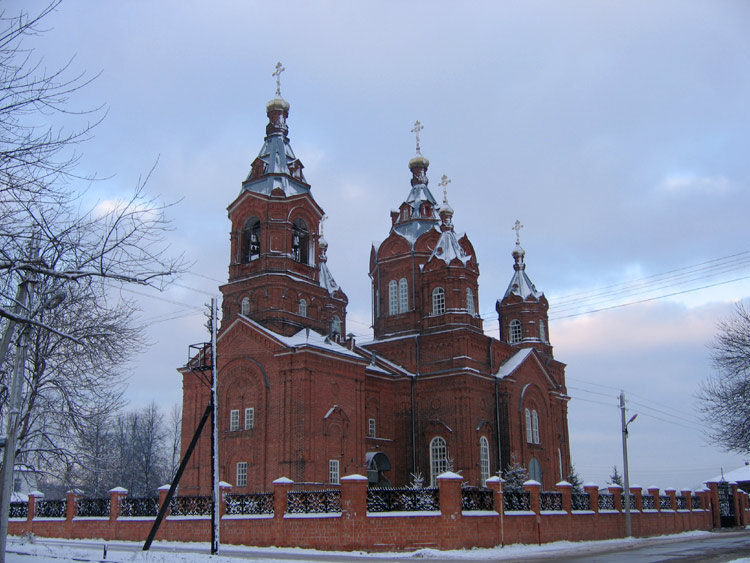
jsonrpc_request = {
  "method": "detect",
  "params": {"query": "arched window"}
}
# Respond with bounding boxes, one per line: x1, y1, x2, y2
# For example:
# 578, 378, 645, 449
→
539, 319, 547, 342
509, 319, 522, 344
532, 409, 540, 444
466, 288, 475, 315
299, 299, 307, 317
525, 408, 533, 443
479, 436, 490, 486
291, 218, 309, 264
432, 287, 445, 315
429, 436, 448, 487
330, 315, 341, 340
388, 280, 398, 315
398, 278, 408, 313
242, 217, 261, 262
529, 457, 542, 483
241, 297, 250, 316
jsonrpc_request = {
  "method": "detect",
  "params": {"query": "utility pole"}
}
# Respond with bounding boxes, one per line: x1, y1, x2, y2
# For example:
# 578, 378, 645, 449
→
210, 297, 219, 555
620, 390, 637, 538
0, 239, 38, 563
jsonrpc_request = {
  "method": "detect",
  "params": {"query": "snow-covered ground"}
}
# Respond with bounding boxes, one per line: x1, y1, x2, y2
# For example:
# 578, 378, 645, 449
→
4, 531, 742, 562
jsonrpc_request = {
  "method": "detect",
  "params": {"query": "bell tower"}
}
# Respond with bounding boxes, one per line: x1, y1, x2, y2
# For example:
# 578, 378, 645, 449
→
220, 64, 347, 338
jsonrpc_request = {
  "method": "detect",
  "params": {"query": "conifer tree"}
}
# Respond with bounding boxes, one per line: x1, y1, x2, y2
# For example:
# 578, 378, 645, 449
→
567, 465, 584, 494
610, 465, 623, 487
503, 454, 529, 493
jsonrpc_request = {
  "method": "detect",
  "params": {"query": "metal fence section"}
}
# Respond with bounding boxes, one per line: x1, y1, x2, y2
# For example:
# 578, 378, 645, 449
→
169, 495, 212, 516
9, 502, 27, 518
540, 492, 563, 511
76, 498, 110, 517
598, 493, 615, 511
691, 495, 702, 510
225, 493, 274, 515
660, 495, 673, 510
287, 489, 341, 514
120, 497, 158, 517
367, 487, 439, 512
642, 494, 655, 510
571, 493, 590, 511
35, 499, 66, 518
503, 491, 531, 511
461, 487, 493, 511
676, 495, 687, 510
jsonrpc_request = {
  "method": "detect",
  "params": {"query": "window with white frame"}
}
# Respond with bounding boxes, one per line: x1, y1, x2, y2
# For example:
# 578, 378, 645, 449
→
241, 297, 250, 316
329, 459, 340, 484
398, 278, 408, 313
432, 287, 445, 315
429, 436, 448, 486
532, 409, 540, 444
388, 280, 398, 315
299, 299, 307, 317
230, 409, 239, 431
539, 319, 546, 342
466, 288, 475, 315
525, 408, 532, 443
479, 436, 490, 486
331, 315, 341, 339
245, 407, 255, 430
368, 418, 376, 438
236, 462, 247, 487
509, 319, 522, 344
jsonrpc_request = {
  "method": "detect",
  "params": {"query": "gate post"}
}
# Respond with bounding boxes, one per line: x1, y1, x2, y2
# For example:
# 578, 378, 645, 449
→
707, 482, 720, 528
732, 483, 741, 527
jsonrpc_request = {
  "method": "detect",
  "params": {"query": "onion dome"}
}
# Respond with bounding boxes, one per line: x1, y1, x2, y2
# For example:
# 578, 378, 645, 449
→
504, 222, 541, 300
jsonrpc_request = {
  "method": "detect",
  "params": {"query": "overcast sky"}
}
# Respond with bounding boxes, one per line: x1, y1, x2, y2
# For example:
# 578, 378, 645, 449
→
21, 0, 750, 490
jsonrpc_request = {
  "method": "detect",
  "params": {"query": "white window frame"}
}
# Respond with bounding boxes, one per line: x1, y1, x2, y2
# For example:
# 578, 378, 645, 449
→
236, 462, 247, 487
466, 287, 475, 315
479, 436, 490, 486
398, 278, 408, 313
329, 459, 340, 484
388, 280, 398, 315
429, 436, 448, 487
539, 319, 546, 342
509, 319, 522, 344
532, 409, 540, 444
432, 287, 445, 316
244, 407, 255, 430
241, 297, 250, 316
299, 299, 307, 317
368, 418, 376, 438
230, 409, 239, 431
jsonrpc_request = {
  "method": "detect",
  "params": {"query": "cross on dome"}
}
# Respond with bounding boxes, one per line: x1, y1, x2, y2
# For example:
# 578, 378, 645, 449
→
439, 174, 451, 205
512, 219, 524, 245
411, 120, 424, 155
272, 62, 285, 97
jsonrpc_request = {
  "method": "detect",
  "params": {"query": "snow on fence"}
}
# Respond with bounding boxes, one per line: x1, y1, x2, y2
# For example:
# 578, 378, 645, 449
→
6, 477, 741, 552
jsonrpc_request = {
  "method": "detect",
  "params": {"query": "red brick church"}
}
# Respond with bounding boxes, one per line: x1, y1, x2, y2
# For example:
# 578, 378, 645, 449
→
179, 85, 572, 494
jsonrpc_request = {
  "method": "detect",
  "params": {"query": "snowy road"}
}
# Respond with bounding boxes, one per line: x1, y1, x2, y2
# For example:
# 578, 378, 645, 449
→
6, 530, 750, 562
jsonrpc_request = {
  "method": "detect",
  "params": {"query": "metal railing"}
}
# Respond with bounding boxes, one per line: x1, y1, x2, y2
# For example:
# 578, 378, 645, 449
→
461, 487, 493, 511
287, 490, 341, 514
75, 498, 110, 517
120, 497, 159, 517
540, 492, 563, 511
367, 487, 439, 512
225, 493, 274, 515
504, 491, 531, 511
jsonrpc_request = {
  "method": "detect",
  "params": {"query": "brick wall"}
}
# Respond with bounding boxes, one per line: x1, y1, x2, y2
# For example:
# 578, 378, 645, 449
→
9, 475, 734, 552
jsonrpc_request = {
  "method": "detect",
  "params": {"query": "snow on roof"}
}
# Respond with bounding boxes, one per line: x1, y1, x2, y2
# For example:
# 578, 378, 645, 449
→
275, 328, 363, 360
503, 268, 542, 301
319, 261, 339, 295
428, 228, 471, 266
495, 347, 535, 378
707, 464, 750, 484
392, 220, 438, 247
242, 129, 310, 197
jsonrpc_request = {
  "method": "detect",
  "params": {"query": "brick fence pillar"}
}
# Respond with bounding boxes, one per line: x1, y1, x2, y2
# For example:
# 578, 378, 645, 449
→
340, 474, 367, 519
486, 476, 502, 513
584, 483, 599, 514
272, 477, 293, 519
109, 487, 127, 522
28, 490, 43, 523
731, 483, 741, 527
648, 487, 661, 513
630, 487, 642, 512
707, 483, 720, 527
219, 481, 232, 518
66, 490, 82, 521
157, 484, 171, 517
556, 480, 572, 513
608, 484, 622, 512
437, 471, 463, 520
524, 480, 541, 515
665, 488, 677, 511
681, 489, 692, 512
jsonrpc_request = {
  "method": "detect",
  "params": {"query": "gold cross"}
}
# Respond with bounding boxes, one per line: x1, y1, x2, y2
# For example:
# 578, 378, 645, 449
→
512, 220, 524, 245
272, 62, 285, 97
411, 120, 424, 155
439, 175, 451, 204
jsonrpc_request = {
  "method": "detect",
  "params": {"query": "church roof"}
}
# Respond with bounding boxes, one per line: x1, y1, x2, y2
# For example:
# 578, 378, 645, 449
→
495, 347, 535, 378
428, 229, 471, 266
707, 464, 750, 484
503, 242, 543, 301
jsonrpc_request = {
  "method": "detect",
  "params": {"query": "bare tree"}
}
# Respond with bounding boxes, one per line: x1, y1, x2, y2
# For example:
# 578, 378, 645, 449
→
167, 404, 182, 482
699, 301, 750, 454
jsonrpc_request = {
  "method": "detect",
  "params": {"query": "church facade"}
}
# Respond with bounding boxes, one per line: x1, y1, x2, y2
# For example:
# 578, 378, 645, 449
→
179, 89, 571, 494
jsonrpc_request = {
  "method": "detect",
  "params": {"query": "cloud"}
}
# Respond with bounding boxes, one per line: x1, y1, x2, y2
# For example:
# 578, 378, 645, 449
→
658, 175, 730, 195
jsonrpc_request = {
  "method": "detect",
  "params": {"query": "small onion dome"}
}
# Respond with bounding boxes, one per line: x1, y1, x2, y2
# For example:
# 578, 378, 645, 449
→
318, 235, 328, 250
408, 155, 430, 170
266, 97, 290, 113
439, 202, 454, 218
512, 242, 526, 270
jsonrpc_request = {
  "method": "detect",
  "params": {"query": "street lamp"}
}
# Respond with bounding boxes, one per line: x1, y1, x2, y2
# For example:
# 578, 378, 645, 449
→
621, 391, 637, 537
